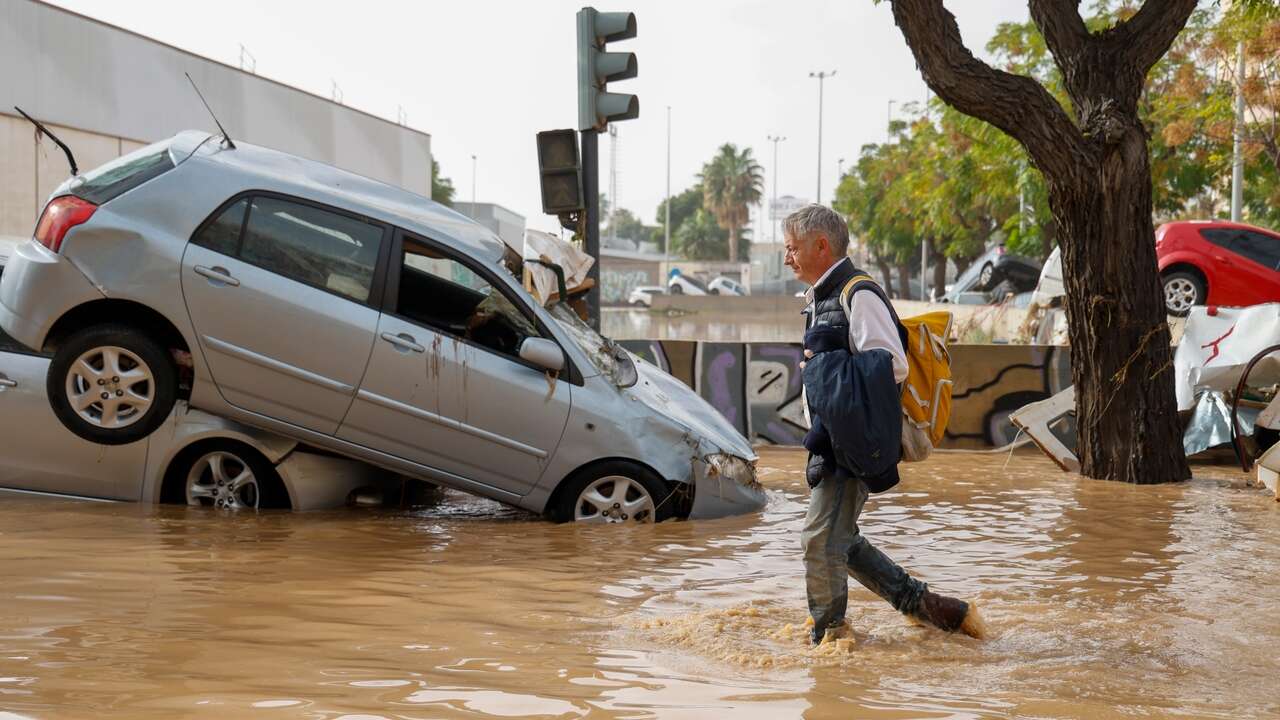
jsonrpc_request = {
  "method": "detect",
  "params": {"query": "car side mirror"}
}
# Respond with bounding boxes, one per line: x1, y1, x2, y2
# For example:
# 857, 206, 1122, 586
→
519, 337, 565, 372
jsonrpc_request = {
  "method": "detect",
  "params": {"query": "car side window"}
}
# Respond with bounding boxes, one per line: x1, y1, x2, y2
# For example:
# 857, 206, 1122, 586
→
1199, 228, 1238, 253
1236, 232, 1280, 272
394, 238, 541, 362
191, 198, 248, 256
240, 197, 384, 303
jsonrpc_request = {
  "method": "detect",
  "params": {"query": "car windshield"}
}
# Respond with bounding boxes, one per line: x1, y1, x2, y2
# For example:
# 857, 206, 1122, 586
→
547, 303, 637, 387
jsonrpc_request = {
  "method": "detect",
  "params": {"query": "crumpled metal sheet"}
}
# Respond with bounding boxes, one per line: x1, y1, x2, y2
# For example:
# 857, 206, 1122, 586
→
1174, 303, 1280, 411
1183, 390, 1260, 457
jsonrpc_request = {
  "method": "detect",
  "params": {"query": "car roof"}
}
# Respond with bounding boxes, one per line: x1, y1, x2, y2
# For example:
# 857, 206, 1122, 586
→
1160, 219, 1280, 237
170, 132, 507, 264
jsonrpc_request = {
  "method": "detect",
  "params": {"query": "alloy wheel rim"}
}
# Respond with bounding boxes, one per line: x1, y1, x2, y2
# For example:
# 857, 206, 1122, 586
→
186, 451, 260, 509
66, 346, 154, 429
1164, 278, 1197, 313
574, 475, 656, 523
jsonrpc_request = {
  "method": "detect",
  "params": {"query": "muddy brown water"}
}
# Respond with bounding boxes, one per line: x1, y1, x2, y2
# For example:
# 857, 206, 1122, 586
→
1, 449, 1276, 719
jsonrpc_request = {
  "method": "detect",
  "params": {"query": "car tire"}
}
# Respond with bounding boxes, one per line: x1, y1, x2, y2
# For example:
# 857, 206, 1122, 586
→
978, 263, 994, 289
709, 288, 720, 295
552, 461, 677, 524
1162, 271, 1205, 317
165, 440, 290, 510
47, 324, 178, 446
670, 284, 684, 295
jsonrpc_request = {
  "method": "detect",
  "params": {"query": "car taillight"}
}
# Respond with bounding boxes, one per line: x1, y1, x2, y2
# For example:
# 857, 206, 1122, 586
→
34, 195, 97, 253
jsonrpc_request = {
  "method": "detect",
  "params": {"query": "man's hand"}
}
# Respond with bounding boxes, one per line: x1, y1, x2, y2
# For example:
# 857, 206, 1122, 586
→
800, 348, 813, 370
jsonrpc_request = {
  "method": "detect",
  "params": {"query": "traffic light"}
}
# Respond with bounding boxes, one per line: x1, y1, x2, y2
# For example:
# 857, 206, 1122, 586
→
536, 129, 583, 215
576, 8, 638, 131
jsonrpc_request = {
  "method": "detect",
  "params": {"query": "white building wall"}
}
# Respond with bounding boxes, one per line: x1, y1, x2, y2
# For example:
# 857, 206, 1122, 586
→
0, 0, 431, 236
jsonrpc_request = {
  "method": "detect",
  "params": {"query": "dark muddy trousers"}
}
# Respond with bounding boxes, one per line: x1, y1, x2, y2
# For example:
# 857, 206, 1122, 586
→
802, 463, 927, 639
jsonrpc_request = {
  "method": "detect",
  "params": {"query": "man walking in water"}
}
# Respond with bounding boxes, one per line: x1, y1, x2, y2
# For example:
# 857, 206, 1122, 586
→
784, 204, 984, 645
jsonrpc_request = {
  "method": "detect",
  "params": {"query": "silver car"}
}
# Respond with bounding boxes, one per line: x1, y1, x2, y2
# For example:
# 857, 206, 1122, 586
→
0, 240, 396, 510
0, 132, 762, 523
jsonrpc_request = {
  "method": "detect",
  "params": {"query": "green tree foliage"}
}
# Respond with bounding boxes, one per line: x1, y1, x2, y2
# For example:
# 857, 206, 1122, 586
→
673, 208, 744, 261
431, 159, 455, 207
838, 0, 1280, 284
699, 144, 764, 261
654, 185, 704, 250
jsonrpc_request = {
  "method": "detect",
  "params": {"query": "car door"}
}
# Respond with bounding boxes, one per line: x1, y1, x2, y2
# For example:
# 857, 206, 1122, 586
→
181, 194, 389, 435
338, 233, 572, 497
0, 325, 146, 499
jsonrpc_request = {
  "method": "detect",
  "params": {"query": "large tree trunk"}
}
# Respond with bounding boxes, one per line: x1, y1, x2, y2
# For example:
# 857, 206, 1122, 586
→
889, 0, 1194, 484
1051, 120, 1188, 483
727, 224, 738, 263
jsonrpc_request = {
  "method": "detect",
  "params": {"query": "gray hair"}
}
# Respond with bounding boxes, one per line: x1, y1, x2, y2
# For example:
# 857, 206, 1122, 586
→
783, 204, 849, 256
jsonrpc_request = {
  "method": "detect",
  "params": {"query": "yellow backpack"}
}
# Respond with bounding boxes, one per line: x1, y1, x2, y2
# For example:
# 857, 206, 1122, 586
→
841, 275, 954, 462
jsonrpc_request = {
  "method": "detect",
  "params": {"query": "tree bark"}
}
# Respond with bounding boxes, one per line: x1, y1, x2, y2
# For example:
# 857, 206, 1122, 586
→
889, 0, 1194, 484
727, 224, 739, 263
897, 263, 913, 300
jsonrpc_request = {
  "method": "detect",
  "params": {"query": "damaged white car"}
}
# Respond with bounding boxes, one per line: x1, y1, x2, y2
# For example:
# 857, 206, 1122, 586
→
0, 131, 764, 523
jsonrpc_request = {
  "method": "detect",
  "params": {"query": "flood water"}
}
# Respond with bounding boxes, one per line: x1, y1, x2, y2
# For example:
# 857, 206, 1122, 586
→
1, 449, 1277, 719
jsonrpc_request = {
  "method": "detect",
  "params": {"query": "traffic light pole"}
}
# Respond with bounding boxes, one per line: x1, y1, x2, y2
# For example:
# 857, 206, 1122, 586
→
581, 128, 601, 330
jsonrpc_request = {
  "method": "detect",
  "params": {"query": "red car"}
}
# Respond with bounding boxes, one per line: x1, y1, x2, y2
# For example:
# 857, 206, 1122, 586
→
1156, 220, 1280, 315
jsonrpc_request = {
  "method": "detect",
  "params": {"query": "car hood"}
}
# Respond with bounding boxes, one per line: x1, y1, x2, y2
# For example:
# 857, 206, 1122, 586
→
624, 356, 757, 461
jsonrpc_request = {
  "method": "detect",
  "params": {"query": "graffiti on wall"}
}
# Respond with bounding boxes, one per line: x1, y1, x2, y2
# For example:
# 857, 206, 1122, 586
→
619, 339, 1073, 448
601, 270, 652, 303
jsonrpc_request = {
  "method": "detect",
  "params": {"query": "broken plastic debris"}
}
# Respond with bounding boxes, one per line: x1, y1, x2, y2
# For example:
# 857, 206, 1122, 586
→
1009, 386, 1080, 472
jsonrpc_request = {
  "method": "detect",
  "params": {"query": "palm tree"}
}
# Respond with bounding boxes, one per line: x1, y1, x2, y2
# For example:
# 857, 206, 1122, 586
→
699, 144, 764, 262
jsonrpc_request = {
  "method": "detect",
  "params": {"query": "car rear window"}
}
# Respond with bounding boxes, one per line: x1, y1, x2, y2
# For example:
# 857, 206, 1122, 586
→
69, 147, 175, 206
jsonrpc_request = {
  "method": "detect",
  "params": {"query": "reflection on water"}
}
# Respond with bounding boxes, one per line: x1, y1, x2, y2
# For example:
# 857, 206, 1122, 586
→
0, 449, 1276, 719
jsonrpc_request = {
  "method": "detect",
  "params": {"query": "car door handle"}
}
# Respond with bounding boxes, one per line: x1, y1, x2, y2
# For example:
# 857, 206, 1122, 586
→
0, 376, 15, 388
193, 265, 240, 287
380, 332, 425, 353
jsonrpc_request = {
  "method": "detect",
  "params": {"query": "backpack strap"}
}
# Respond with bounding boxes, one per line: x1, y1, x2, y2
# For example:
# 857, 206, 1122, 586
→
839, 275, 908, 350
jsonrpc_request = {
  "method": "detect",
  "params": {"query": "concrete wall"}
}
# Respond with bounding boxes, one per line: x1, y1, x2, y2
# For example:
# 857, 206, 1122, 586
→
617, 339, 1075, 450
0, 0, 431, 236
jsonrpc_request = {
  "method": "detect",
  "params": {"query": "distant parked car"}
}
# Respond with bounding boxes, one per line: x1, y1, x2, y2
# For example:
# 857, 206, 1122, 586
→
627, 285, 666, 307
1157, 220, 1280, 316
668, 272, 709, 295
708, 276, 747, 296
940, 245, 1042, 304
0, 131, 762, 523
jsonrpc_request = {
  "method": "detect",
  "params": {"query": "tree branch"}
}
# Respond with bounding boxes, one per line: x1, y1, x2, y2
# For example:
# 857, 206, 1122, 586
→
1028, 0, 1089, 65
1111, 0, 1199, 77
888, 0, 1087, 182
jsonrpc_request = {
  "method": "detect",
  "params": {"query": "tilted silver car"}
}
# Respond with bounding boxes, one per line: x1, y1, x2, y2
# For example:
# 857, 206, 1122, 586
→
0, 239, 397, 510
0, 132, 763, 523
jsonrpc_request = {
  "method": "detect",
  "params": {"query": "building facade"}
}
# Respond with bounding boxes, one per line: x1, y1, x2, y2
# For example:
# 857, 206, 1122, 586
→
0, 0, 432, 237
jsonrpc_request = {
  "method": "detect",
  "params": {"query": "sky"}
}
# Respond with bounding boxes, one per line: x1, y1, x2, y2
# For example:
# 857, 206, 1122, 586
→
46, 0, 1032, 240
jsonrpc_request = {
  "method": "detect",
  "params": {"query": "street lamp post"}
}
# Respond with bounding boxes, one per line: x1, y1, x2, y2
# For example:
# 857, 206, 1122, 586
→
767, 134, 786, 286
809, 70, 836, 205
665, 106, 671, 271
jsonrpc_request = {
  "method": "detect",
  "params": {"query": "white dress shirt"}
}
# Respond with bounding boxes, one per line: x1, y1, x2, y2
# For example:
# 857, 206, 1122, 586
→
805, 258, 909, 383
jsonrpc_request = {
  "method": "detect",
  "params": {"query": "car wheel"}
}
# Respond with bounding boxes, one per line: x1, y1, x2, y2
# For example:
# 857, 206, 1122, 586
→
1162, 271, 1205, 316
709, 288, 720, 295
172, 440, 290, 510
670, 284, 683, 295
552, 461, 676, 524
47, 324, 178, 445
978, 263, 994, 289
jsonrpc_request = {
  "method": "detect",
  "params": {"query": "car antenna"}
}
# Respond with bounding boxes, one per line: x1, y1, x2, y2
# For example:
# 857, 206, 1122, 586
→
13, 106, 78, 176
184, 72, 236, 150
